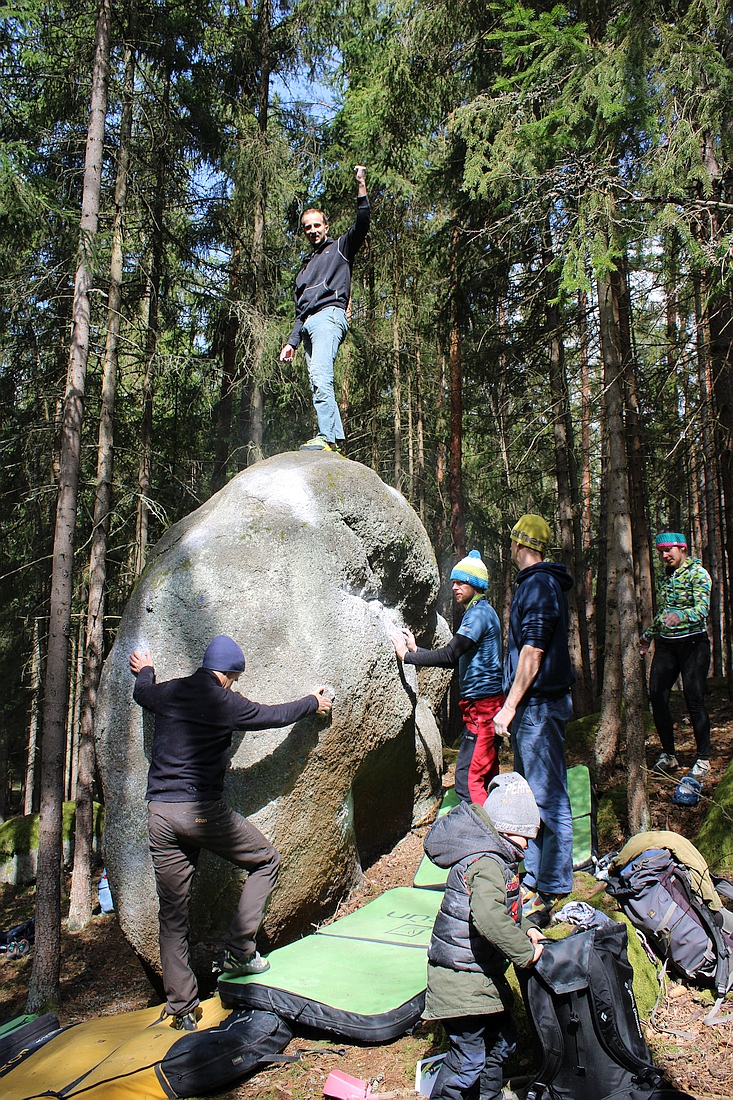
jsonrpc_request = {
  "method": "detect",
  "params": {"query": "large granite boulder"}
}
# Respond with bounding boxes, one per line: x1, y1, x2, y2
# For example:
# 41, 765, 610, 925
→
95, 452, 451, 977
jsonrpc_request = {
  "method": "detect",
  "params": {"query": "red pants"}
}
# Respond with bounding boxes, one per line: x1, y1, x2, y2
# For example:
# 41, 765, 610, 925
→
455, 695, 505, 804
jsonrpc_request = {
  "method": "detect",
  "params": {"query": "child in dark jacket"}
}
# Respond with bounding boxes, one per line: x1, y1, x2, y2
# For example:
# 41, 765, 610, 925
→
422, 772, 544, 1100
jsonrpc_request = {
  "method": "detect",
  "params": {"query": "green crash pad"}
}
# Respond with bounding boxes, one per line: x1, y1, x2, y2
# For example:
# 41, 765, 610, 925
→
413, 767, 597, 890
567, 763, 596, 872
413, 788, 460, 889
218, 886, 442, 1041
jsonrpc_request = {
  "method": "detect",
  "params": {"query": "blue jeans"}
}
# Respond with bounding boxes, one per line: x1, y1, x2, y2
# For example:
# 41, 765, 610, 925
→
302, 306, 348, 442
432, 1012, 516, 1100
511, 693, 574, 895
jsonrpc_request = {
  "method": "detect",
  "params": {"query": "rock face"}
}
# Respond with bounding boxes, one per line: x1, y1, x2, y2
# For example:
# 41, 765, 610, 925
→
95, 452, 451, 976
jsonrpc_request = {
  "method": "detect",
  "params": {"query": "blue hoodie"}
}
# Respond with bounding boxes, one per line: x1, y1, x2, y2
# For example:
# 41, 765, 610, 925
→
503, 561, 575, 698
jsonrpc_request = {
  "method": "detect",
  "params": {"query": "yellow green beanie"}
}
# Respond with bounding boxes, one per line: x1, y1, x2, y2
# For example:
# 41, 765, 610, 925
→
510, 514, 551, 553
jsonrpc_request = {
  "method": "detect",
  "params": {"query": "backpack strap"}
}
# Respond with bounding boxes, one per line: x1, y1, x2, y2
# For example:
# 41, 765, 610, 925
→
585, 933, 665, 1089
712, 875, 733, 904
524, 974, 565, 1099
681, 876, 732, 1000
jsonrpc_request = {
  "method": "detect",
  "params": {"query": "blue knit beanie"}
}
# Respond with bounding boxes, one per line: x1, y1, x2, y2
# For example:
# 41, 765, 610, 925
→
450, 550, 489, 591
201, 635, 245, 673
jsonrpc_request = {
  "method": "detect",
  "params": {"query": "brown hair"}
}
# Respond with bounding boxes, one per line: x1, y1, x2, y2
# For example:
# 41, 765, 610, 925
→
302, 207, 328, 225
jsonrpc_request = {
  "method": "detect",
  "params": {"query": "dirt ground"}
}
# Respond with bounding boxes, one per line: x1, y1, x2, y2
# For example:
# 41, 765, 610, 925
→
2, 682, 733, 1100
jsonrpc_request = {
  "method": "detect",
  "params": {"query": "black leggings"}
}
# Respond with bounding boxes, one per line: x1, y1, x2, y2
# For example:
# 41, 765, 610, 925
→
649, 634, 710, 759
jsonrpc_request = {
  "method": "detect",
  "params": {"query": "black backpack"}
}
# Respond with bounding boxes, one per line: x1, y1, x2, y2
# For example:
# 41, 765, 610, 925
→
605, 845, 733, 1024
521, 923, 694, 1100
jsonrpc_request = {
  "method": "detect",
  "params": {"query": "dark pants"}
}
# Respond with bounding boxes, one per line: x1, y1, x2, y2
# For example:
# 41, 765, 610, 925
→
432, 1012, 517, 1100
148, 799, 280, 1016
649, 635, 710, 759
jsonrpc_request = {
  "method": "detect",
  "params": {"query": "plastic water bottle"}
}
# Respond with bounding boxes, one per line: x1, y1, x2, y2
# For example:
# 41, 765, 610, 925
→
98, 870, 114, 913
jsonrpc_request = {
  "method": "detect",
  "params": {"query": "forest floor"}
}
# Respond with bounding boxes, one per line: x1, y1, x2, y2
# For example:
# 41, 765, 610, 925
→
2, 682, 733, 1100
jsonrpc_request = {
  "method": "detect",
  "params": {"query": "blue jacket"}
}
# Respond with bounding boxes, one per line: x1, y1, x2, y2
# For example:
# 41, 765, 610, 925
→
504, 561, 575, 699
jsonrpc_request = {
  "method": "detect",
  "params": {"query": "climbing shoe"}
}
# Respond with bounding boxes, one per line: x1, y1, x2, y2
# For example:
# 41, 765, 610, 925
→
156, 1006, 202, 1031
299, 434, 333, 451
218, 949, 270, 978
652, 752, 679, 774
171, 1007, 202, 1031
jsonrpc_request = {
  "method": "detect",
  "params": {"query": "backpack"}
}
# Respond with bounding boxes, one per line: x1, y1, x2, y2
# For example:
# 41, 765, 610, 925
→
604, 835, 733, 1024
521, 922, 694, 1100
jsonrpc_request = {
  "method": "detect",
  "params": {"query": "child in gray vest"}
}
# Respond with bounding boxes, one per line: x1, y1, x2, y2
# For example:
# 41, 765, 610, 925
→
423, 772, 545, 1100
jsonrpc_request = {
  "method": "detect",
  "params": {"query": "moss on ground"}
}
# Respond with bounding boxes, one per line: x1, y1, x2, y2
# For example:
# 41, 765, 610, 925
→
0, 802, 104, 864
597, 788, 626, 853
696, 756, 733, 874
565, 712, 599, 755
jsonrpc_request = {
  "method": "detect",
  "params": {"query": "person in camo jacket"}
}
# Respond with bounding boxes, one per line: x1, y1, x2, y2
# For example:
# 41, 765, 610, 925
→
640, 531, 712, 780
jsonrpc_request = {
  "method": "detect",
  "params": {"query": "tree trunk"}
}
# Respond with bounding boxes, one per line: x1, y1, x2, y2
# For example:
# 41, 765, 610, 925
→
597, 264, 649, 832
578, 289, 596, 688
134, 65, 169, 576
595, 543, 621, 777
415, 332, 426, 525
392, 241, 403, 492
68, 32, 135, 931
595, 406, 609, 693
617, 257, 654, 633
449, 225, 465, 558
67, 610, 85, 801
693, 273, 724, 675
699, 132, 733, 693
27, 0, 111, 1013
24, 618, 42, 816
245, 0, 272, 463
542, 228, 592, 714
212, 265, 239, 491
708, 284, 733, 692
434, 346, 447, 557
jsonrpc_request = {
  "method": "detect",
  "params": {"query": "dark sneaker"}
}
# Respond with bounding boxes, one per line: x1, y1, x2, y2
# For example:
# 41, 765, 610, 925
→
522, 887, 559, 929
299, 435, 333, 451
652, 752, 679, 774
219, 949, 270, 978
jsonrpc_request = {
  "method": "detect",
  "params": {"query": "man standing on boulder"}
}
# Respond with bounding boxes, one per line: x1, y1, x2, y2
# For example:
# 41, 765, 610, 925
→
280, 164, 369, 453
392, 550, 505, 805
492, 516, 575, 928
129, 635, 332, 1032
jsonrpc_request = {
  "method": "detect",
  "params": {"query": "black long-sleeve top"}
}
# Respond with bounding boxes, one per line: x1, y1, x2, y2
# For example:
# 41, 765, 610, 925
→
286, 195, 370, 349
133, 666, 318, 802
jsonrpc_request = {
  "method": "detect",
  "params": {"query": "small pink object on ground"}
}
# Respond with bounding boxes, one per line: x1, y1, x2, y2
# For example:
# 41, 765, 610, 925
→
323, 1068, 373, 1099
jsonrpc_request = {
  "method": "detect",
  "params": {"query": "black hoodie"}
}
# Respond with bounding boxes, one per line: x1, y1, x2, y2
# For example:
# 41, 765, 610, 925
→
504, 561, 575, 698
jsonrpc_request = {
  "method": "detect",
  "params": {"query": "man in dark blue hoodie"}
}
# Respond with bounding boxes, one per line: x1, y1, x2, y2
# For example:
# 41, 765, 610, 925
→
493, 515, 575, 927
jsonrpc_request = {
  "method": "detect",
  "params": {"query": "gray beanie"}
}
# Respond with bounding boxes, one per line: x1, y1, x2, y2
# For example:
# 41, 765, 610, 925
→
484, 772, 540, 839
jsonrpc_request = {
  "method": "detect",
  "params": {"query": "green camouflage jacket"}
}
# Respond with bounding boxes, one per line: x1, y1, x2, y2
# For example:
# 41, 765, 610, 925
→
644, 556, 711, 641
